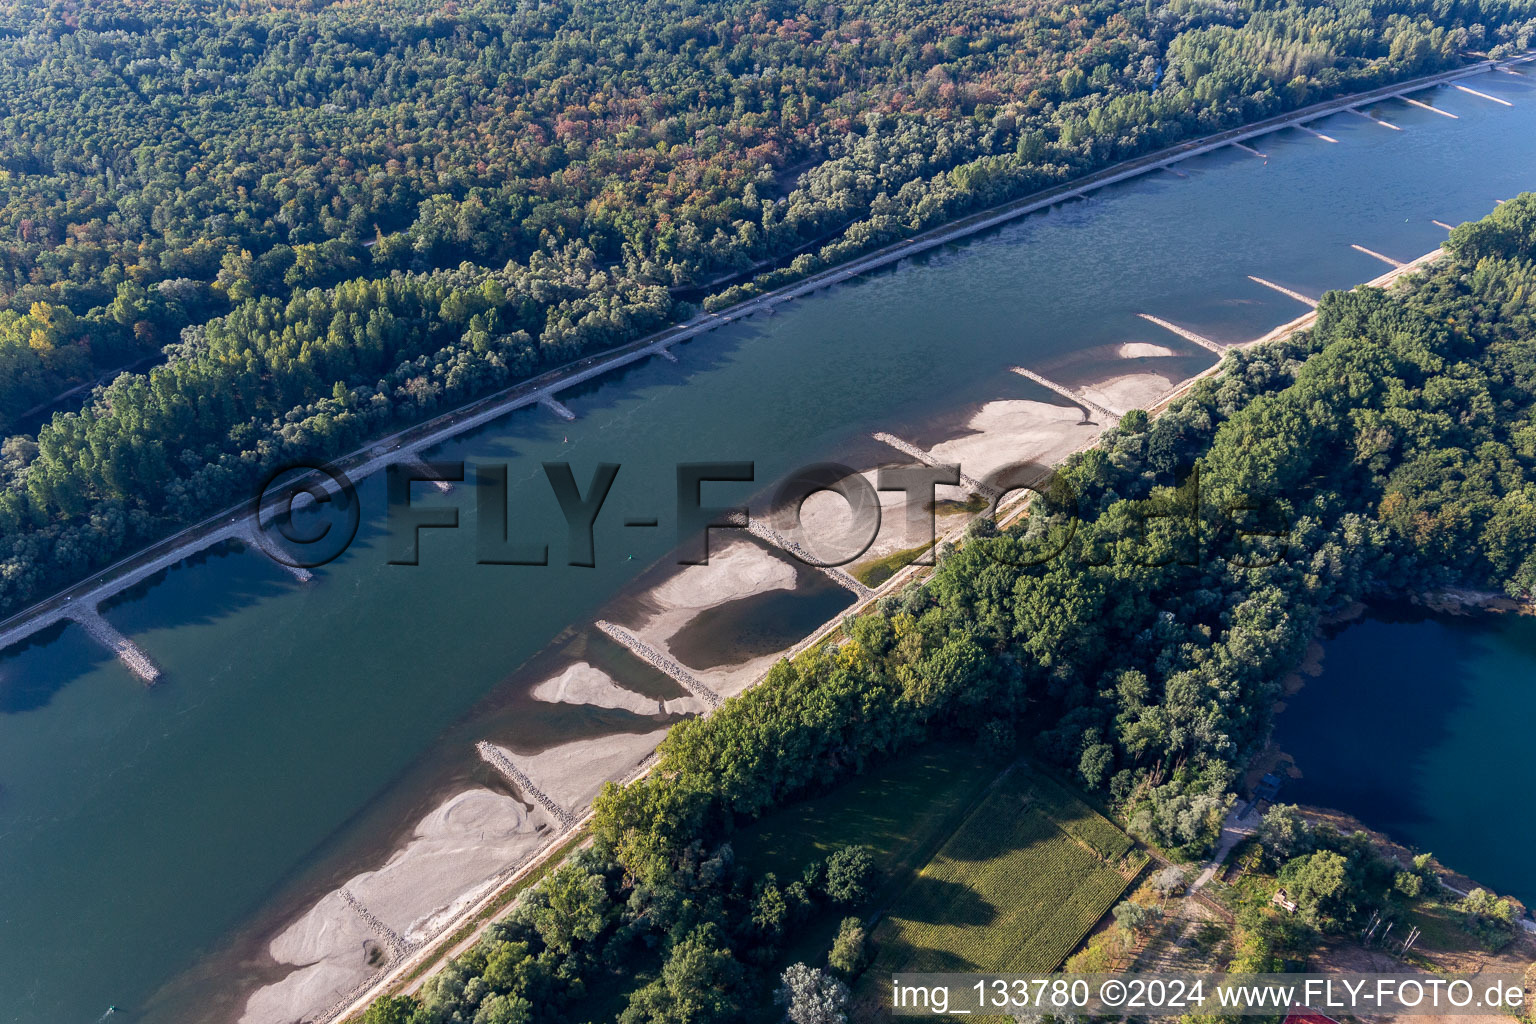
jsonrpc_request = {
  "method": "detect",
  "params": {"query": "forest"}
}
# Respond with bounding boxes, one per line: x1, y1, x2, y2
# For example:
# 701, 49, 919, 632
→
1, 0, 1535, 616
353, 195, 1536, 1024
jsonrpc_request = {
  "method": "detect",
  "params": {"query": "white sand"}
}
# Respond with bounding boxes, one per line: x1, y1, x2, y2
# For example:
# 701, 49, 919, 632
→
348, 790, 550, 944
267, 891, 377, 970
782, 468, 914, 566
647, 537, 796, 609
241, 954, 374, 1024
795, 401, 1098, 572
1080, 371, 1176, 414
241, 891, 378, 1024
927, 399, 1097, 505
499, 728, 672, 813
619, 538, 808, 697
1118, 342, 1177, 358
242, 789, 549, 1024
241, 373, 1197, 1024
531, 661, 669, 716
610, 399, 1105, 699
812, 398, 1116, 577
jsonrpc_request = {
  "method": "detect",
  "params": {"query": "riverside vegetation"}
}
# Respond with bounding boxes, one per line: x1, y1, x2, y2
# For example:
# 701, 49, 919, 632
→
354, 194, 1536, 1024
2, 0, 1536, 618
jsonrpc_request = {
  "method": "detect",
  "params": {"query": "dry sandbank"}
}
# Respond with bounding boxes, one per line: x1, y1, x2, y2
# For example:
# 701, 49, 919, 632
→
495, 727, 672, 812
531, 661, 686, 715
1080, 371, 1176, 415
619, 538, 807, 698
242, 380, 1168, 1024
242, 789, 549, 1024
1117, 342, 1178, 359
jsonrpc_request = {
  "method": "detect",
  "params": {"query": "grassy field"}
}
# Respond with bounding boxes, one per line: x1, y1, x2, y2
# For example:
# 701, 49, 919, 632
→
869, 768, 1146, 977
1407, 898, 1503, 952
1025, 772, 1136, 863
731, 744, 1007, 1024
733, 741, 999, 882
851, 542, 935, 589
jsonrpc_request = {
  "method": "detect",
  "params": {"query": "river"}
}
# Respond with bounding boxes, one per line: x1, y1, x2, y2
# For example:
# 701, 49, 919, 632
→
1, 70, 1534, 1024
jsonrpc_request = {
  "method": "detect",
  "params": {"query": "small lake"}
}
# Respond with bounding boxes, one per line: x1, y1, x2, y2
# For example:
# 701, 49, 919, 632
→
1272, 607, 1536, 906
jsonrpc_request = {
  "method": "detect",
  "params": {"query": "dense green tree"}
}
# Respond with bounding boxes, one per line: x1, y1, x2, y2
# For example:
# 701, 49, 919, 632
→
1278, 850, 1351, 930
364, 193, 1536, 1024
520, 863, 615, 957
821, 847, 875, 907
1112, 900, 1164, 938
1459, 887, 1518, 947
4, 0, 1534, 614
620, 923, 746, 1024
1259, 804, 1315, 864
827, 917, 868, 978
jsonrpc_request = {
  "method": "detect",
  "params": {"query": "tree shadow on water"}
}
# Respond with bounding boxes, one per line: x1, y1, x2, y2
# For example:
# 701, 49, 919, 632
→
97, 539, 297, 635
0, 621, 102, 713
0, 540, 304, 715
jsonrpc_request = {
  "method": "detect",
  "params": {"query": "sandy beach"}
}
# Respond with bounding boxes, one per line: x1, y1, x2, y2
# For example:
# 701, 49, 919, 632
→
491, 727, 674, 812
1081, 370, 1179, 416
611, 537, 812, 698
243, 367, 1190, 1024
242, 789, 551, 1024
927, 397, 1099, 498
1116, 342, 1178, 359
531, 661, 696, 716
788, 395, 1115, 572
787, 470, 914, 567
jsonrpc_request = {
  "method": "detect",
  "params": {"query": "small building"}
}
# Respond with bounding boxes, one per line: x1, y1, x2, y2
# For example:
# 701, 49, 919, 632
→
1272, 888, 1299, 914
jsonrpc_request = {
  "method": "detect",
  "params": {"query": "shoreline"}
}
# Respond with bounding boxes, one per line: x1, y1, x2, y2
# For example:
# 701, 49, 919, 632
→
1, 54, 1529, 661
1262, 592, 1536, 935
39, 56, 1532, 1019
309, 245, 1460, 1024
1301, 805, 1535, 926
290, 399, 1119, 1024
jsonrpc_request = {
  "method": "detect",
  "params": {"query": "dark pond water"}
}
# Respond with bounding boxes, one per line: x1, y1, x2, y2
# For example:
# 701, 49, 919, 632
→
1273, 606, 1536, 907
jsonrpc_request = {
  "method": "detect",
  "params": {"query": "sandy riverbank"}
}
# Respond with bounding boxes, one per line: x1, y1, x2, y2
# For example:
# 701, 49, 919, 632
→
239, 545, 789, 1023
1082, 371, 1178, 414
302, 230, 1481, 1024
241, 725, 677, 1024
489, 727, 673, 812
927, 398, 1099, 500
605, 384, 1184, 690
787, 470, 923, 568
248, 368, 1217, 1024
786, 375, 1174, 575
242, 789, 552, 1024
612, 537, 810, 699
1117, 342, 1178, 359
531, 660, 696, 716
